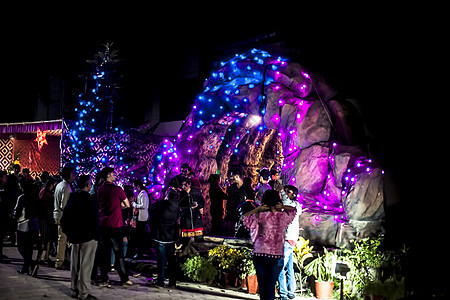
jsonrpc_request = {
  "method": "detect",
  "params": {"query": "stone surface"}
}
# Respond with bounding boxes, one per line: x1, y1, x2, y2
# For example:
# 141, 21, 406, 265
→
297, 101, 331, 149
343, 167, 385, 221
299, 212, 338, 246
295, 145, 330, 194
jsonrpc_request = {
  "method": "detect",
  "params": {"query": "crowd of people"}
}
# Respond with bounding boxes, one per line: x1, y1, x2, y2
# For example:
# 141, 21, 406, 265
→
0, 162, 303, 300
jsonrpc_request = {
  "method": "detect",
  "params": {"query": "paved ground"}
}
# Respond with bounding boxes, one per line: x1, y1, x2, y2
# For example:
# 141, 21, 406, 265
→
0, 246, 314, 300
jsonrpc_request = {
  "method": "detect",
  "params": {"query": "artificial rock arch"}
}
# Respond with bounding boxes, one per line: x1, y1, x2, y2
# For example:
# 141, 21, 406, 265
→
152, 49, 384, 247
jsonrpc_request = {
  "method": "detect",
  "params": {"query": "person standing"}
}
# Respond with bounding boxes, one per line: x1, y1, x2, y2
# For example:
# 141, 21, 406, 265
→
0, 171, 9, 262
61, 175, 98, 300
243, 190, 297, 300
149, 188, 180, 288
207, 174, 227, 236
225, 169, 247, 237
255, 168, 272, 204
97, 167, 133, 287
53, 166, 76, 270
14, 179, 40, 276
179, 178, 205, 240
131, 180, 150, 259
36, 177, 57, 264
277, 184, 302, 300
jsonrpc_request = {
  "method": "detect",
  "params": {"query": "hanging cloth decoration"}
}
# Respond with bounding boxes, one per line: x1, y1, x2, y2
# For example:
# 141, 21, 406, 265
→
34, 127, 48, 151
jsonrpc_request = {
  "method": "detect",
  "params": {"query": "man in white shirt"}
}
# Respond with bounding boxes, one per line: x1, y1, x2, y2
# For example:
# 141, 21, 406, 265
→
277, 184, 302, 300
132, 180, 150, 258
53, 166, 76, 269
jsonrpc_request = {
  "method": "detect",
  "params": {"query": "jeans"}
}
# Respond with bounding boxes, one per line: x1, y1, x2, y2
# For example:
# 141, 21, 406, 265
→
253, 255, 284, 300
278, 241, 296, 298
99, 226, 128, 283
155, 242, 176, 285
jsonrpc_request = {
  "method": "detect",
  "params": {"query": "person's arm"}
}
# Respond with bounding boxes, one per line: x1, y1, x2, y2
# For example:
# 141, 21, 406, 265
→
243, 204, 269, 217
121, 198, 130, 208
132, 192, 146, 209
275, 202, 296, 212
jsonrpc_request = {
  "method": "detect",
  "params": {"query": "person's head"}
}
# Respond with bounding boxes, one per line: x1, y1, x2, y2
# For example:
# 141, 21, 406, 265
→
181, 178, 191, 192
259, 168, 271, 183
134, 179, 145, 191
180, 163, 190, 177
61, 166, 76, 183
13, 164, 21, 175
0, 170, 7, 184
94, 172, 104, 186
40, 171, 50, 183
165, 187, 180, 207
101, 167, 116, 183
270, 168, 280, 181
19, 179, 34, 195
208, 174, 220, 186
22, 168, 30, 176
243, 177, 253, 187
229, 168, 242, 184
76, 175, 92, 191
284, 185, 298, 201
261, 189, 282, 208
123, 185, 135, 200
46, 177, 57, 191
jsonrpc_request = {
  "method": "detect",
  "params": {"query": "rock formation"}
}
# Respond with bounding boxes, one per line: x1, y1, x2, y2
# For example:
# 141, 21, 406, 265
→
151, 49, 385, 247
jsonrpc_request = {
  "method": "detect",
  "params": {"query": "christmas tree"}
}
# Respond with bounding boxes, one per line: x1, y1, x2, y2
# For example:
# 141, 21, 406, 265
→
62, 43, 131, 175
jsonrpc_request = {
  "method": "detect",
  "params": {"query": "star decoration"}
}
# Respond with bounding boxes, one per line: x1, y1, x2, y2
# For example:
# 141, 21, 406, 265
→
35, 127, 48, 151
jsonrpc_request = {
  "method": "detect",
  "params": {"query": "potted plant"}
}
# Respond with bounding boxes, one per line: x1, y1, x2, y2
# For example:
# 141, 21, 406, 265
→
340, 235, 407, 300
293, 237, 314, 293
208, 245, 245, 287
239, 248, 258, 294
181, 254, 218, 284
304, 247, 336, 299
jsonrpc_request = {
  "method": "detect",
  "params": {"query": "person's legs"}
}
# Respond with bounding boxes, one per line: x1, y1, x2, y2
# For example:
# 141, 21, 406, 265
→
266, 258, 284, 300
70, 243, 80, 296
155, 242, 166, 286
278, 241, 296, 299
253, 256, 269, 300
166, 243, 176, 286
110, 228, 129, 283
99, 227, 112, 283
285, 245, 296, 298
17, 231, 32, 272
78, 240, 97, 299
56, 224, 67, 268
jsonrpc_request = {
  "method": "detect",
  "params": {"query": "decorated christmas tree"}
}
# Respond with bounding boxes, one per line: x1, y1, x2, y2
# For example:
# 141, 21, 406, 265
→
62, 43, 131, 175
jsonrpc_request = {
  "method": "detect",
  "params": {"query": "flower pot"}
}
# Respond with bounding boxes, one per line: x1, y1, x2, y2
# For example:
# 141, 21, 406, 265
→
223, 272, 239, 287
246, 275, 258, 294
315, 280, 334, 299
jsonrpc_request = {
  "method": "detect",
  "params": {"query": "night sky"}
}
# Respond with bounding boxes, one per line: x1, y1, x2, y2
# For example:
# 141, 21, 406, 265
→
2, 10, 422, 180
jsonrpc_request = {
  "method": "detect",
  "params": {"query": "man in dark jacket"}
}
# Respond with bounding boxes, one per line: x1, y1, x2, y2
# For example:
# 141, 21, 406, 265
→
149, 188, 180, 287
61, 175, 98, 300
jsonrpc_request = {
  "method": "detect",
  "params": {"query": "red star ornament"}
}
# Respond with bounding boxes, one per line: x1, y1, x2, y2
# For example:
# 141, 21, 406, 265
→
35, 127, 48, 151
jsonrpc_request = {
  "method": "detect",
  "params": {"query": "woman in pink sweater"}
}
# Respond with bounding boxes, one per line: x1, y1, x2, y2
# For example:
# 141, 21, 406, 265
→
243, 189, 296, 300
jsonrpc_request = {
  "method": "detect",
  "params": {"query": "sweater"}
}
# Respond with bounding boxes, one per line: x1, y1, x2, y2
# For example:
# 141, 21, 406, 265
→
243, 208, 296, 258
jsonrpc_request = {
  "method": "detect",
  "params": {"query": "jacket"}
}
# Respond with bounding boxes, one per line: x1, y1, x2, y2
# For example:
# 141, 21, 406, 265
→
149, 200, 179, 243
243, 208, 296, 258
60, 190, 99, 244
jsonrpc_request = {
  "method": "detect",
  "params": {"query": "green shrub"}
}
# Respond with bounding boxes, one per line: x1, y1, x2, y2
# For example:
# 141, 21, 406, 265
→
182, 254, 218, 283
